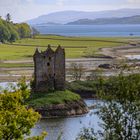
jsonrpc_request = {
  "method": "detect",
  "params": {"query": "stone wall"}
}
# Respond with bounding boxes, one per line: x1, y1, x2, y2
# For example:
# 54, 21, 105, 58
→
54, 46, 65, 90
33, 45, 65, 93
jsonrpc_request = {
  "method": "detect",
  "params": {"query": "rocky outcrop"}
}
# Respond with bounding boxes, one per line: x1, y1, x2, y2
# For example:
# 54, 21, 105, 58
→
34, 99, 88, 118
98, 63, 112, 69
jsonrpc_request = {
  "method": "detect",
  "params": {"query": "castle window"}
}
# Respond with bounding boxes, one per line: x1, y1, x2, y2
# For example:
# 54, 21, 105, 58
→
49, 57, 51, 60
47, 62, 50, 66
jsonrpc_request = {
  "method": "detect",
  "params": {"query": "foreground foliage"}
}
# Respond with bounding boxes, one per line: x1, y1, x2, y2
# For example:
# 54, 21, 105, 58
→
76, 128, 96, 140
67, 80, 97, 93
0, 78, 47, 139
97, 73, 140, 140
77, 73, 140, 140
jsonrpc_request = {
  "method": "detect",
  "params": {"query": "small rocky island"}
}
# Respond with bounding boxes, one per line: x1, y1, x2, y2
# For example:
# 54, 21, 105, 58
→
29, 45, 88, 117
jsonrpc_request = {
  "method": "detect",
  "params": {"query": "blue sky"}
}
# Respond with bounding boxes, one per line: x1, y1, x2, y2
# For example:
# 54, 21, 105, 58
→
0, 0, 140, 22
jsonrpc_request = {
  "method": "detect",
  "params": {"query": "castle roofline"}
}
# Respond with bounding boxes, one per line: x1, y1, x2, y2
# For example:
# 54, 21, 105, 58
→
55, 45, 64, 53
34, 45, 65, 58
33, 48, 40, 57
45, 45, 54, 55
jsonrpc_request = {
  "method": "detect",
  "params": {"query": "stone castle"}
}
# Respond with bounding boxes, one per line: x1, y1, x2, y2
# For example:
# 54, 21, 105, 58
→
33, 45, 65, 92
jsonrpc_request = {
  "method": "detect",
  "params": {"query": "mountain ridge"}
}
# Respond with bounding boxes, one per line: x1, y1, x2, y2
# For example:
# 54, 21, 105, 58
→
27, 8, 140, 25
66, 15, 140, 25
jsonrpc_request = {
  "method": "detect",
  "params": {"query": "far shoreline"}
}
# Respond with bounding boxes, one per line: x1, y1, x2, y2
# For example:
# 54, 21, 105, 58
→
33, 24, 140, 37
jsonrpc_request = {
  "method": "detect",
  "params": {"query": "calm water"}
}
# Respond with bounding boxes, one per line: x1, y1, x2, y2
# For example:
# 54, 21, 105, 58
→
0, 83, 102, 140
34, 24, 140, 37
31, 100, 102, 140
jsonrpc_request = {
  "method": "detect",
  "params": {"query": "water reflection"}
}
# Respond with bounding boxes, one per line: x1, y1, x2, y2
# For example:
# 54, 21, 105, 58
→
31, 100, 101, 140
125, 55, 140, 60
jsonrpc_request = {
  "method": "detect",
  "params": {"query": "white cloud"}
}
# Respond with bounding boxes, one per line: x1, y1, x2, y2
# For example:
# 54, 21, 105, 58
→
0, 0, 20, 20
127, 0, 140, 3
0, 0, 20, 6
126, 0, 140, 9
57, 0, 65, 6
0, 0, 140, 23
25, 0, 34, 2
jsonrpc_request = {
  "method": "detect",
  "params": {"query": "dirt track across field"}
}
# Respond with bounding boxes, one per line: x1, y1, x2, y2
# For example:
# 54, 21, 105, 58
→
1, 43, 140, 82
100, 44, 140, 59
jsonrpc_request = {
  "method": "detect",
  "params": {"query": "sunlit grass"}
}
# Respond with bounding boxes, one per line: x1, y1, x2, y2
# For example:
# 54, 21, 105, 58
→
0, 35, 135, 61
28, 90, 81, 107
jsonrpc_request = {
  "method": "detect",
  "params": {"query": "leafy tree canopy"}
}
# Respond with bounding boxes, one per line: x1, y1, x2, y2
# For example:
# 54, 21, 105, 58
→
0, 14, 34, 43
0, 77, 47, 140
77, 73, 140, 140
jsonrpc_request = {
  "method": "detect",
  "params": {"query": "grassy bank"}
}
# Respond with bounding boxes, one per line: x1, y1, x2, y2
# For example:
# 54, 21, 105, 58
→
27, 90, 81, 108
0, 35, 132, 61
0, 62, 33, 68
66, 80, 97, 98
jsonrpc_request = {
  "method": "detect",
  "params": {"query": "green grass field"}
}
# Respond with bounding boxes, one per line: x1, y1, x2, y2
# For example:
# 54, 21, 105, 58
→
28, 90, 81, 107
0, 35, 133, 61
0, 63, 33, 68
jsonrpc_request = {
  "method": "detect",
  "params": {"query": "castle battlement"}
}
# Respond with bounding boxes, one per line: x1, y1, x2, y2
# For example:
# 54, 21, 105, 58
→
33, 45, 65, 93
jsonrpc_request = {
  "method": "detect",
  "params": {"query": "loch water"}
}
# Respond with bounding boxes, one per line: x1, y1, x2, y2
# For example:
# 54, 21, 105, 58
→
31, 99, 102, 140
34, 24, 140, 37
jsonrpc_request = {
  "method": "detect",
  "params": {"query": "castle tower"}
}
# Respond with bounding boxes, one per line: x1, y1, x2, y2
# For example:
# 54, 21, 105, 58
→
33, 45, 65, 93
33, 48, 45, 92
54, 46, 65, 90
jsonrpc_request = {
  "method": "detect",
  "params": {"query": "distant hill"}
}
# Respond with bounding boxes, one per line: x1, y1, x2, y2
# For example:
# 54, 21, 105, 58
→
67, 15, 140, 25
35, 22, 61, 26
27, 8, 140, 25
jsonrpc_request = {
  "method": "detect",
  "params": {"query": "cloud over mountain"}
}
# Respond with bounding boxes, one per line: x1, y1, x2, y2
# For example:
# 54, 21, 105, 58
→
0, 0, 140, 22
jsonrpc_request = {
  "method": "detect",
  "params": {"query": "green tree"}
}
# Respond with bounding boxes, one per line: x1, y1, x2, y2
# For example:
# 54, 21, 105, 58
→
0, 17, 31, 42
16, 23, 31, 38
0, 21, 10, 42
6, 13, 11, 22
9, 29, 19, 42
0, 78, 47, 139
77, 73, 140, 140
5, 21, 19, 42
96, 73, 140, 140
0, 18, 19, 43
